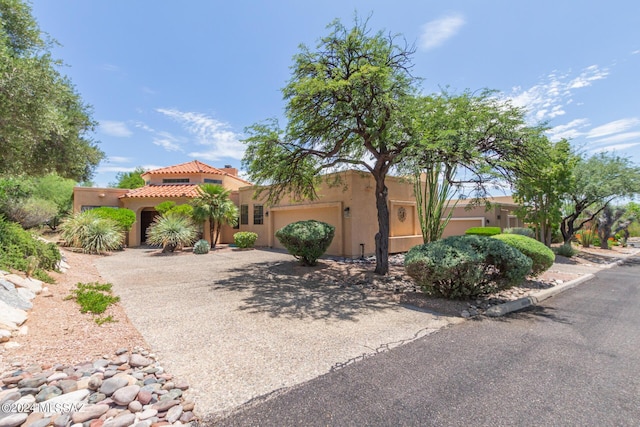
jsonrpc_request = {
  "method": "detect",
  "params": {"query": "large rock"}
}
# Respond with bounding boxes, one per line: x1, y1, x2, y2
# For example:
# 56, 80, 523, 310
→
0, 413, 29, 427
0, 278, 16, 292
0, 287, 32, 310
103, 412, 135, 427
15, 287, 35, 302
128, 354, 153, 368
70, 404, 110, 424
111, 385, 140, 406
4, 274, 42, 295
99, 377, 129, 396
41, 389, 90, 416
0, 300, 27, 328
0, 329, 10, 343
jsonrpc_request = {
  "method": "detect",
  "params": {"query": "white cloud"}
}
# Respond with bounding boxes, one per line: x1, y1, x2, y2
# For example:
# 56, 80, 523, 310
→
419, 13, 465, 51
100, 121, 133, 137
567, 65, 609, 89
632, 49, 640, 55
586, 118, 640, 138
107, 156, 133, 163
507, 65, 609, 123
141, 86, 157, 95
591, 142, 640, 153
546, 118, 590, 141
589, 131, 640, 145
135, 122, 186, 152
97, 166, 138, 173
100, 63, 120, 72
156, 108, 245, 160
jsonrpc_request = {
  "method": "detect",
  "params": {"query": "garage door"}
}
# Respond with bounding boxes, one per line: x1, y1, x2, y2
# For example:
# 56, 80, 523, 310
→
441, 218, 483, 238
272, 207, 342, 256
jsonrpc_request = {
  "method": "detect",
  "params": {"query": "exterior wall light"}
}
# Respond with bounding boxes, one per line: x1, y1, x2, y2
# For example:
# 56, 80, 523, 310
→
344, 207, 351, 218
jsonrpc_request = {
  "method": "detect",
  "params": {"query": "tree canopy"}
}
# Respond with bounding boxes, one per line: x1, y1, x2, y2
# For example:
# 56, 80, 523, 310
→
244, 17, 418, 274
402, 90, 546, 243
111, 167, 146, 189
513, 138, 578, 246
0, 0, 103, 181
560, 152, 640, 244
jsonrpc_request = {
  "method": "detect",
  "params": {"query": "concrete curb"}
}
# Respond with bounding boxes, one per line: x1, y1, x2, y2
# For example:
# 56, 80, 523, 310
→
485, 258, 627, 317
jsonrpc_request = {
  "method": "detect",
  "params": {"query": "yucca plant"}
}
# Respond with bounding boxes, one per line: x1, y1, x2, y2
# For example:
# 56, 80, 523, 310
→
146, 213, 198, 253
60, 212, 124, 254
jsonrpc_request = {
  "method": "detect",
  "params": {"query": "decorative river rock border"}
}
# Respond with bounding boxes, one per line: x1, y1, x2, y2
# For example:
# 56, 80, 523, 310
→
0, 347, 198, 427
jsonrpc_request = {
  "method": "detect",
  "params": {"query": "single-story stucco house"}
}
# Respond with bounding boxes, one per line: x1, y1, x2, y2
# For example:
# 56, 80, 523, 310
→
73, 160, 524, 257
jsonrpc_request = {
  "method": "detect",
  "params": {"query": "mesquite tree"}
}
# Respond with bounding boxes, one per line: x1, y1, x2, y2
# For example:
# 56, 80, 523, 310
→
243, 17, 418, 274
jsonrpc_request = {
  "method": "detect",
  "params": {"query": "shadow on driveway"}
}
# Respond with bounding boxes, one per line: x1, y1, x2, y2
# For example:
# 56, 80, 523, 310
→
210, 261, 398, 322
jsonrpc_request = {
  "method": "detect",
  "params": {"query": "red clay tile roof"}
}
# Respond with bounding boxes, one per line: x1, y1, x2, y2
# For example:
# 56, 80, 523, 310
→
142, 160, 225, 175
120, 184, 202, 199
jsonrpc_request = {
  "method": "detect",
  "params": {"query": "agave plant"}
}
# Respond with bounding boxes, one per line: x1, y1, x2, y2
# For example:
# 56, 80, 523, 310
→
59, 212, 124, 254
146, 213, 197, 253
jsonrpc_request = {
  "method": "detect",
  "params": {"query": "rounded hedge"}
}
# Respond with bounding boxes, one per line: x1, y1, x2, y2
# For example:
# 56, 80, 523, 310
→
404, 235, 532, 299
275, 220, 335, 266
492, 234, 555, 276
503, 227, 535, 238
234, 231, 258, 249
465, 226, 502, 236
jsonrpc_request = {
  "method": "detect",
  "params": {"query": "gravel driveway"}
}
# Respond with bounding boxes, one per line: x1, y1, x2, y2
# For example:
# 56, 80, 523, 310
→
94, 247, 461, 416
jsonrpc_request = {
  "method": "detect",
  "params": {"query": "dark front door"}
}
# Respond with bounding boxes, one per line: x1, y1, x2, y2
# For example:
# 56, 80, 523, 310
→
140, 210, 158, 244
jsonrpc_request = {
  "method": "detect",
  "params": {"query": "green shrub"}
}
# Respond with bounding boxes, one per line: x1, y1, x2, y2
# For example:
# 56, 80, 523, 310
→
193, 239, 211, 254
234, 231, 258, 249
2, 197, 58, 229
275, 220, 335, 266
553, 243, 578, 258
0, 216, 61, 273
404, 235, 532, 299
465, 226, 502, 236
155, 201, 194, 218
60, 212, 124, 254
32, 269, 55, 284
503, 227, 535, 238
91, 207, 136, 232
66, 282, 120, 324
492, 234, 555, 276
146, 213, 197, 253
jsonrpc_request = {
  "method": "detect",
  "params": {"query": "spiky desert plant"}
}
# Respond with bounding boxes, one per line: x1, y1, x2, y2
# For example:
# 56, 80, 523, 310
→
60, 212, 123, 254
146, 213, 197, 253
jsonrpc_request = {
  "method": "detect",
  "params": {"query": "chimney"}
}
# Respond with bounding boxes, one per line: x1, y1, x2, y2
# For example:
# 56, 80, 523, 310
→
221, 165, 238, 176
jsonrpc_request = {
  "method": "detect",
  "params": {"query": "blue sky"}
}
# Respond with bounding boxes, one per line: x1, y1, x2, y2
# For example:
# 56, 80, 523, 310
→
31, 0, 640, 187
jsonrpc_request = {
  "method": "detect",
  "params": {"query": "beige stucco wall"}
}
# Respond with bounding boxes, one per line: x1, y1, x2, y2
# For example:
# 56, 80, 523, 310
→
238, 171, 524, 258
73, 187, 129, 212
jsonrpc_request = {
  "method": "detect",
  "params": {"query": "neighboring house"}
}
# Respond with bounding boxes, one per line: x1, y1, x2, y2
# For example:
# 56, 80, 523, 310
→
238, 170, 523, 258
73, 160, 250, 246
74, 161, 523, 256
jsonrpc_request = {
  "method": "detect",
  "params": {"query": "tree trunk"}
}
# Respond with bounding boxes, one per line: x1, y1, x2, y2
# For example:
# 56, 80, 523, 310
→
374, 174, 390, 275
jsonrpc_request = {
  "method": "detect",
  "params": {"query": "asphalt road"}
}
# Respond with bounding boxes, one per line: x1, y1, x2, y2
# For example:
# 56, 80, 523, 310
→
208, 257, 640, 426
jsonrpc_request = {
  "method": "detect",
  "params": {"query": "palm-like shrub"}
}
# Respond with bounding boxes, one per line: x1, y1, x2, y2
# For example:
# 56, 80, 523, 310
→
146, 213, 197, 253
492, 233, 555, 276
60, 212, 124, 254
192, 184, 238, 248
275, 220, 335, 266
